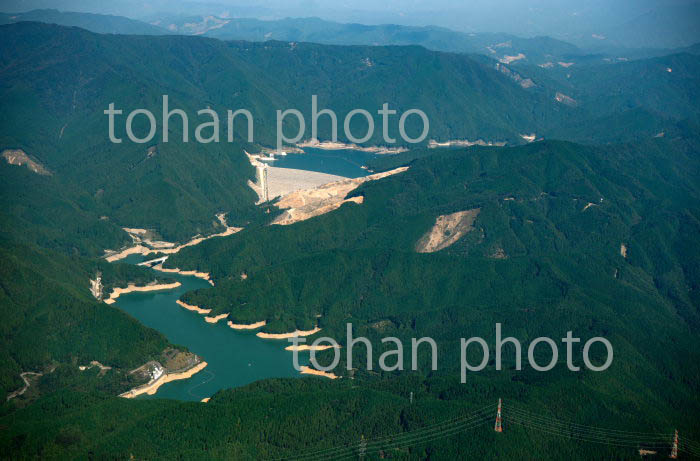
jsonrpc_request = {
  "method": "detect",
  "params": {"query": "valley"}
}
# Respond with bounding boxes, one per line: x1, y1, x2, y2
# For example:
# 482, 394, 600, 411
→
99, 147, 378, 400
1, 13, 699, 460
106, 256, 305, 401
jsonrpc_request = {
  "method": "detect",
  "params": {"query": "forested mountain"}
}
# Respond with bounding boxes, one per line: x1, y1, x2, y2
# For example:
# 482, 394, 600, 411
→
4, 22, 698, 186
1, 19, 699, 460
6, 9, 699, 68
165, 137, 700, 455
0, 240, 172, 392
171, 138, 700, 350
0, 9, 586, 65
1, 376, 686, 460
158, 15, 581, 64
564, 52, 700, 123
0, 9, 165, 35
0, 20, 569, 243
4, 139, 700, 459
604, 2, 700, 50
3, 0, 699, 49
506, 51, 700, 143
1, 22, 268, 241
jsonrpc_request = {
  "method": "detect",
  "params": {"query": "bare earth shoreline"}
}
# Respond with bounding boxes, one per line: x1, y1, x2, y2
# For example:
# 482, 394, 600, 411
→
228, 320, 267, 330
256, 327, 321, 339
176, 299, 211, 314
103, 282, 182, 305
299, 366, 338, 379
296, 139, 407, 155
119, 361, 208, 398
101, 158, 411, 388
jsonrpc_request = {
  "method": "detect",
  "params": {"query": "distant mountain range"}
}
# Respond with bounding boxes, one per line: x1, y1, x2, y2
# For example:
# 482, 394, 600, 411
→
588, 2, 700, 50
4, 8, 700, 67
2, 0, 700, 49
156, 15, 583, 65
0, 9, 582, 64
0, 8, 163, 35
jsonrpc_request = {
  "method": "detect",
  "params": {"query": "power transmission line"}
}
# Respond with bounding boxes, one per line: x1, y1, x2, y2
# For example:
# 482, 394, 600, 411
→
272, 399, 700, 461
277, 404, 496, 461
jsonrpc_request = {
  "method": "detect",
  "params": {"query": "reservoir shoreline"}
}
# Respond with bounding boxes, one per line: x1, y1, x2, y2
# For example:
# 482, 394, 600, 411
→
120, 361, 209, 398
104, 149, 378, 399
104, 282, 182, 305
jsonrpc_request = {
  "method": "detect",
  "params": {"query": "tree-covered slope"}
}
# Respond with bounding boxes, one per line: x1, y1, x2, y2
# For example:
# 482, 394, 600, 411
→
0, 9, 166, 35
0, 22, 271, 241
0, 239, 173, 397
0, 21, 573, 242
492, 50, 700, 143
164, 139, 700, 444
3, 139, 699, 459
2, 377, 681, 460
171, 139, 699, 319
0, 161, 129, 257
1, 21, 699, 460
562, 52, 700, 124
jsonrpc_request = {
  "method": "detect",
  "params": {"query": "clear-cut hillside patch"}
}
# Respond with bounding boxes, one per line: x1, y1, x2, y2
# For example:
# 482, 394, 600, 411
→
555, 92, 577, 107
2, 149, 50, 175
416, 208, 481, 253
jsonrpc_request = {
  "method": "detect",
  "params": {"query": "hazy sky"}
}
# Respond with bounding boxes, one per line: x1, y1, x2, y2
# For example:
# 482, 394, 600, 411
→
3, 0, 699, 45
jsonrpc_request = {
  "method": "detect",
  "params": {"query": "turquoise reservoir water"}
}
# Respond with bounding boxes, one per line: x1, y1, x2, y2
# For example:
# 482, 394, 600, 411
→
113, 268, 306, 401
271, 148, 377, 178
112, 151, 373, 400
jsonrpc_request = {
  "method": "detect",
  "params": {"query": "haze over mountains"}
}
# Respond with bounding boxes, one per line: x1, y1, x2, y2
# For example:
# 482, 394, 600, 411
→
2, 0, 700, 49
3, 7, 700, 80
1, 2, 700, 459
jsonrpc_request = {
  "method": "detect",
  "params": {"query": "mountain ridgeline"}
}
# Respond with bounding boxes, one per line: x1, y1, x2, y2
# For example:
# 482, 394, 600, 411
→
0, 9, 165, 35
0, 24, 697, 245
164, 137, 699, 457
1, 19, 699, 460
4, 137, 700, 458
10, 7, 699, 59
0, 21, 580, 243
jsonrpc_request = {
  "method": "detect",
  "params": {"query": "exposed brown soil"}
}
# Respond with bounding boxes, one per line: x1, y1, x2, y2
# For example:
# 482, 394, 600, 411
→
2, 149, 50, 175
416, 209, 481, 253
272, 167, 409, 225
